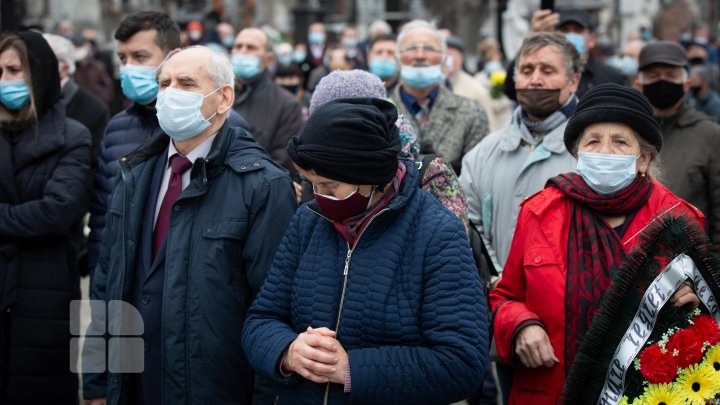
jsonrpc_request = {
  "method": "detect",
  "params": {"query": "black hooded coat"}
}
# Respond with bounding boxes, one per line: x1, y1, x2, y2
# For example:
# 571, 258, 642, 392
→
0, 31, 91, 404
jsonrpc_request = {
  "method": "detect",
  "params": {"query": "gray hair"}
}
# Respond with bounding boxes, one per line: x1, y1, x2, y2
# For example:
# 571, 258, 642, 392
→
571, 128, 663, 180
514, 32, 581, 81
395, 20, 447, 61
162, 46, 235, 89
690, 65, 712, 83
369, 20, 392, 36
43, 33, 76, 75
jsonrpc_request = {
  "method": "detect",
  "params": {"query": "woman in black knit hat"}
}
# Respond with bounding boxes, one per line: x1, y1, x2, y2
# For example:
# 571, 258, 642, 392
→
0, 32, 91, 404
489, 83, 706, 404
243, 97, 489, 404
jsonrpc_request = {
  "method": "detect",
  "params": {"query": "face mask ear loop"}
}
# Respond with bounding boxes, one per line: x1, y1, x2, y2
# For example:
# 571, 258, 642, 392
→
202, 86, 224, 122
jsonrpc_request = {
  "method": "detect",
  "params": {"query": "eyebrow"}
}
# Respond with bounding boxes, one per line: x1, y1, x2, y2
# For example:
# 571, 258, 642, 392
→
177, 75, 199, 85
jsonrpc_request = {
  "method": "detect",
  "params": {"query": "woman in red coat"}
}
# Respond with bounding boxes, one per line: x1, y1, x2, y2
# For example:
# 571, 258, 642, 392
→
490, 84, 705, 404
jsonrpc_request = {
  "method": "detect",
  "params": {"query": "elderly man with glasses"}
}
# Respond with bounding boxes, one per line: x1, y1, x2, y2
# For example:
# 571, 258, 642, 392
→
389, 20, 489, 174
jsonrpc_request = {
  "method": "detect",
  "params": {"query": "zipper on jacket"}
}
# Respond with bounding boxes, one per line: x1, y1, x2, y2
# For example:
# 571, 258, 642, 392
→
321, 208, 388, 405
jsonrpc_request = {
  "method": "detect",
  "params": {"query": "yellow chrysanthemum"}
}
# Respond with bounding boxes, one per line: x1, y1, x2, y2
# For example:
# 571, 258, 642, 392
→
489, 70, 507, 87
642, 383, 683, 405
704, 343, 720, 377
618, 395, 631, 405
674, 362, 720, 405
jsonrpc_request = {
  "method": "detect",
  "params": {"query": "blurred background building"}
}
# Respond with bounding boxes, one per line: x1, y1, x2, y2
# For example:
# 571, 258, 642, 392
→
1, 0, 719, 68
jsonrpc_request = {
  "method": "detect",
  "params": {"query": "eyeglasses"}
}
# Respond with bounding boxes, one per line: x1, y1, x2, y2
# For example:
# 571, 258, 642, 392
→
400, 44, 442, 55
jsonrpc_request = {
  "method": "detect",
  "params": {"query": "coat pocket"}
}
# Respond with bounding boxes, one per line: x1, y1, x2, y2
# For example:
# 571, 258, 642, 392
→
201, 219, 249, 299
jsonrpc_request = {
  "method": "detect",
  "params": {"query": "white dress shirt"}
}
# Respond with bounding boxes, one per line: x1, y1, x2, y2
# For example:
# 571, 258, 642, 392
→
153, 134, 217, 228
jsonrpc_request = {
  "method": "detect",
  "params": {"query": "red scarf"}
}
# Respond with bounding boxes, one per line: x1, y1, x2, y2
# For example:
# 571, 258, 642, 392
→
546, 172, 653, 373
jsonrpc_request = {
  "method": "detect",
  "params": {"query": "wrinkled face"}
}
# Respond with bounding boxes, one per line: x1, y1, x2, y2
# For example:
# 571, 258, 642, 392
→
515, 45, 579, 104
0, 48, 26, 81
116, 29, 166, 67
368, 39, 397, 64
577, 122, 650, 173
398, 27, 443, 67
232, 28, 272, 68
157, 48, 224, 121
297, 167, 373, 199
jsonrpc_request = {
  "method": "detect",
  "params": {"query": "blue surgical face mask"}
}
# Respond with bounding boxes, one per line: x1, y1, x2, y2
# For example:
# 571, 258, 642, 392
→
277, 53, 293, 66
232, 54, 263, 80
565, 32, 586, 56
120, 64, 159, 105
292, 50, 306, 63
369, 58, 398, 79
308, 32, 325, 45
221, 36, 235, 49
577, 152, 639, 194
483, 60, 503, 74
156, 87, 221, 141
400, 64, 444, 89
0, 80, 31, 111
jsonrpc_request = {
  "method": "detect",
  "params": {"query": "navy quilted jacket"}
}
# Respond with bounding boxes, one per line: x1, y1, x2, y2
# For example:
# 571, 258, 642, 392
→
88, 103, 248, 273
243, 161, 489, 405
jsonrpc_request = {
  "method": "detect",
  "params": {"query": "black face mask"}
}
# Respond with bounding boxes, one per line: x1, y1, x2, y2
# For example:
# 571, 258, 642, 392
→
688, 57, 706, 66
516, 88, 562, 118
690, 86, 703, 96
282, 84, 299, 95
642, 80, 685, 109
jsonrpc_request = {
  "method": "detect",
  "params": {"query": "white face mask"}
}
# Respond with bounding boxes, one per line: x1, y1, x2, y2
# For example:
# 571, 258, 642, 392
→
156, 87, 221, 141
577, 152, 640, 194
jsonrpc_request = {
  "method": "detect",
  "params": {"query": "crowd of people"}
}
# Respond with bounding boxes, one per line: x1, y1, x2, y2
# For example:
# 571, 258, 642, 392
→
0, 5, 719, 405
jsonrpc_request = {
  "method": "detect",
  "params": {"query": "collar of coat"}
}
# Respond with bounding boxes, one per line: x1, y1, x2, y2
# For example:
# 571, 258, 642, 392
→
120, 120, 272, 182
496, 105, 569, 154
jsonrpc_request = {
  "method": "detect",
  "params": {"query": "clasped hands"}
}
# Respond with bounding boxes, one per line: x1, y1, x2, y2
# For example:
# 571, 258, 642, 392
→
282, 326, 348, 384
515, 282, 700, 368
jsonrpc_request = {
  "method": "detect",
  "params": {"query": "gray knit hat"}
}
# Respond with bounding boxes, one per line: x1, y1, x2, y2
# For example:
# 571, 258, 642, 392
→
309, 69, 387, 115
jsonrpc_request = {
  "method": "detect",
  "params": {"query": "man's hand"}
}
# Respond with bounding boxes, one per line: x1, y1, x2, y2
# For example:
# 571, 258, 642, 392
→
531, 9, 560, 32
515, 324, 559, 368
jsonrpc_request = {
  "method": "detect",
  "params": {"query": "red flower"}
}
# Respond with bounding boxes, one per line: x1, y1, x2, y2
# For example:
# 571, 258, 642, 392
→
666, 329, 704, 369
639, 344, 678, 384
691, 314, 720, 345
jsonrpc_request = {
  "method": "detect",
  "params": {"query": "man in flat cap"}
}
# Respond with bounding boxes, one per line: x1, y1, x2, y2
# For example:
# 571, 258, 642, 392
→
634, 40, 720, 248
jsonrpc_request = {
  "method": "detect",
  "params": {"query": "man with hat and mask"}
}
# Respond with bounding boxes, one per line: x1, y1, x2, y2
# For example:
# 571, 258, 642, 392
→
243, 97, 488, 404
634, 40, 720, 248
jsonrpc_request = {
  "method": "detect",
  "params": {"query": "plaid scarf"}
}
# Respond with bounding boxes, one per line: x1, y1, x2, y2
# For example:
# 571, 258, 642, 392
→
332, 162, 406, 247
546, 172, 653, 373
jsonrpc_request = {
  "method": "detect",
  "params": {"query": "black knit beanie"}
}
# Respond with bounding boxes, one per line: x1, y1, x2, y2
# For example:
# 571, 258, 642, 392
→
287, 97, 401, 186
564, 83, 662, 154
